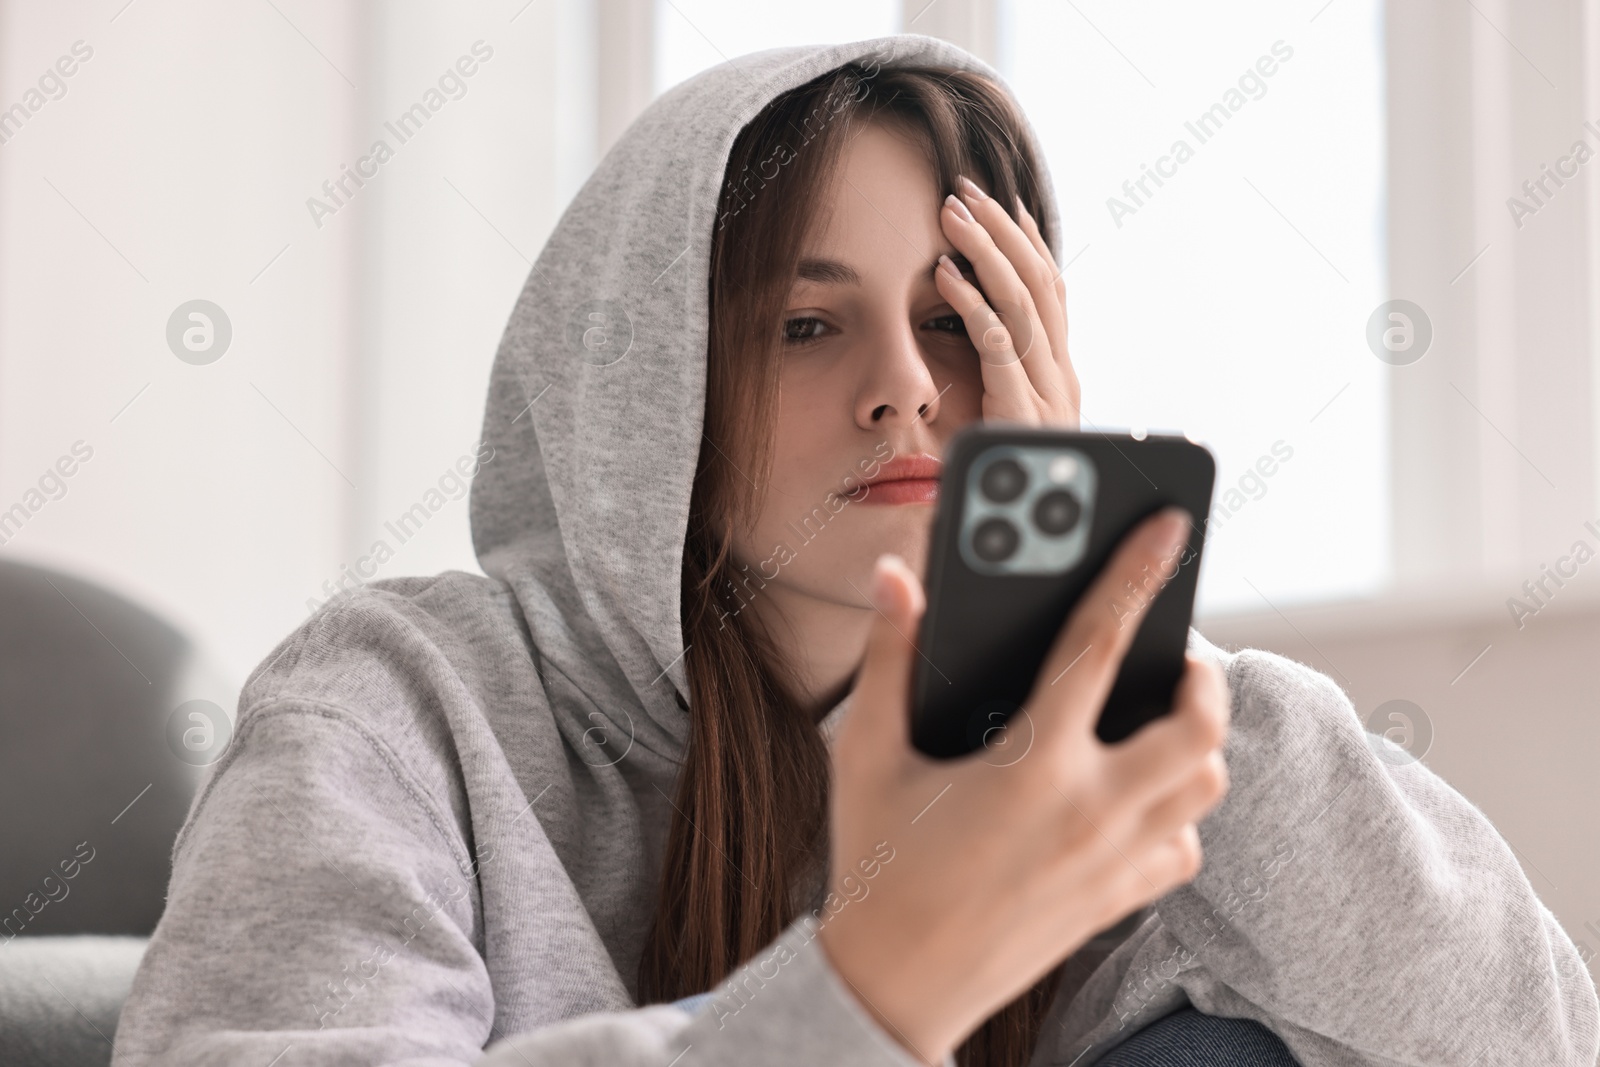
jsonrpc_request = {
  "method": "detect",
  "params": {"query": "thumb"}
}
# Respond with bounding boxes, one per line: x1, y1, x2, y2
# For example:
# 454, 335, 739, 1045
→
841, 553, 926, 752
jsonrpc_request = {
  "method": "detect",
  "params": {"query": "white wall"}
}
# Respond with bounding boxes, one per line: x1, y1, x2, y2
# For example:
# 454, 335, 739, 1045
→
0, 0, 587, 685
346, 0, 592, 640
1384, 0, 1600, 592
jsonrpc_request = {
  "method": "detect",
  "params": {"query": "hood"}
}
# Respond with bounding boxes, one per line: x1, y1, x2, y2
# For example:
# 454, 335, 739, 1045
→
468, 33, 1062, 761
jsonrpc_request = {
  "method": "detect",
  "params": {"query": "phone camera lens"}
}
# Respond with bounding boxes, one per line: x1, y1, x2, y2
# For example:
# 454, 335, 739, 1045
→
972, 517, 1020, 562
980, 458, 1027, 503
1033, 489, 1082, 537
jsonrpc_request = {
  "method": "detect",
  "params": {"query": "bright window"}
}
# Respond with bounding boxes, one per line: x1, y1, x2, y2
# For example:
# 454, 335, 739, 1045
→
1000, 0, 1390, 616
654, 0, 899, 95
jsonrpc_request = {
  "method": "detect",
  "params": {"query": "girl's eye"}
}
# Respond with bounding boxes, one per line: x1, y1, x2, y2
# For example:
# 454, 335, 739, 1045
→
925, 313, 968, 336
783, 316, 829, 344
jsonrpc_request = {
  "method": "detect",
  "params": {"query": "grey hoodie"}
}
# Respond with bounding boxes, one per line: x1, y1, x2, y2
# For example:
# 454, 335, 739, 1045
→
110, 33, 1598, 1067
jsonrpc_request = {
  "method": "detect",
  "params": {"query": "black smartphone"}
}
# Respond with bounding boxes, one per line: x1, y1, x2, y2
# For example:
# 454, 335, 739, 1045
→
910, 426, 1216, 759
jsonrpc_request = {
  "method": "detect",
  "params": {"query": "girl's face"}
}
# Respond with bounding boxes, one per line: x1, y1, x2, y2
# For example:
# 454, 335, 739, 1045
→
731, 122, 977, 608
728, 119, 1076, 692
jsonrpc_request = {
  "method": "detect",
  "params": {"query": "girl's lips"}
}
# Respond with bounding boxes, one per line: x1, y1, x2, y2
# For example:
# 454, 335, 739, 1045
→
854, 452, 944, 505
858, 478, 940, 505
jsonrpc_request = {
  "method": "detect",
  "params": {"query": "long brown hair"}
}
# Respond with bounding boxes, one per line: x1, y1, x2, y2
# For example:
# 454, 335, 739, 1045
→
638, 62, 1065, 1066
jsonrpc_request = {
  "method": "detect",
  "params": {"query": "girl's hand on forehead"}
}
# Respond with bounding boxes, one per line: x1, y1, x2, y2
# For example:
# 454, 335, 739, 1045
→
935, 176, 1081, 429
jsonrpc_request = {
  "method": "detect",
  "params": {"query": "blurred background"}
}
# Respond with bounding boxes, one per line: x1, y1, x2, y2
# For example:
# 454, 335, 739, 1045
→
0, 0, 1597, 1009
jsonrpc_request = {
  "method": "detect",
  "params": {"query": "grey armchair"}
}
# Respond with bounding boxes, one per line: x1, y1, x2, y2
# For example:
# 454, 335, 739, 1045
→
0, 558, 232, 1066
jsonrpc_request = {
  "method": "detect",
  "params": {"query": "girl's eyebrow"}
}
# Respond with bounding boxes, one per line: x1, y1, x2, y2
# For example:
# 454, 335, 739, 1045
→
796, 257, 860, 285
795, 253, 974, 284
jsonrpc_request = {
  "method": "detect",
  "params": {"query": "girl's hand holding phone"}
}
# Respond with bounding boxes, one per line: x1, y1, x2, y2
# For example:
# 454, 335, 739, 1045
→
934, 176, 1081, 429
818, 508, 1232, 1067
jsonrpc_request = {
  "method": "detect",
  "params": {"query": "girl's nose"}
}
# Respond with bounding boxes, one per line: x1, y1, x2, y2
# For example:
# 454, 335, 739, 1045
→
855, 320, 943, 429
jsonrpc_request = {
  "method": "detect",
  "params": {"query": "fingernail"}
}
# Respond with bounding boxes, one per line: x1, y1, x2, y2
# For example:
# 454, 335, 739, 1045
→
944, 193, 974, 223
937, 254, 962, 282
1151, 508, 1190, 553
871, 554, 903, 607
958, 174, 988, 201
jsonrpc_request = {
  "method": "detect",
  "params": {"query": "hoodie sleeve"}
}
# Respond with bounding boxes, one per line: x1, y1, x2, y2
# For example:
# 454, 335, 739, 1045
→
476, 916, 956, 1067
109, 701, 943, 1067
1034, 636, 1600, 1067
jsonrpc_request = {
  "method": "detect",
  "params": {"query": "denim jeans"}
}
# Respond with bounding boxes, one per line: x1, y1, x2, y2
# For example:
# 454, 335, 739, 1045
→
1088, 1008, 1301, 1066
670, 995, 1300, 1066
